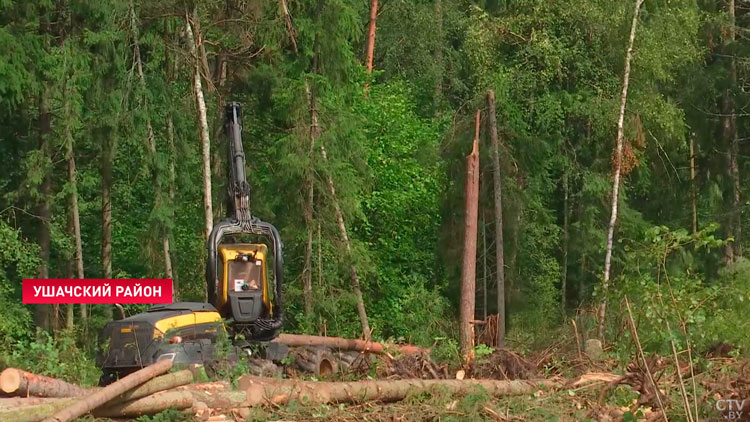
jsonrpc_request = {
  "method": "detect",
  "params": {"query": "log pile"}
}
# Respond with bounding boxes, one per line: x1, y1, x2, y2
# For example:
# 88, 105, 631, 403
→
0, 362, 578, 421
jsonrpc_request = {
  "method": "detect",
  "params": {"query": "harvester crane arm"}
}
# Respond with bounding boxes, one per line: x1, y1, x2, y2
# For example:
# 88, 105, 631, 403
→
206, 103, 284, 339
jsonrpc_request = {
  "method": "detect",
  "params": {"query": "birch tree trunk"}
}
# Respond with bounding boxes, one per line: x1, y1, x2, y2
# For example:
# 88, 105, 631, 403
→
597, 0, 644, 340
165, 116, 177, 298
487, 91, 506, 348
459, 111, 480, 363
186, 15, 214, 302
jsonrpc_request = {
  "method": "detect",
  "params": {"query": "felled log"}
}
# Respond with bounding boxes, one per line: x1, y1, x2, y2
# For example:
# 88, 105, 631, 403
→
243, 377, 558, 406
42, 359, 173, 422
112, 369, 193, 403
0, 398, 77, 422
0, 369, 86, 398
0, 391, 194, 422
188, 389, 246, 410
274, 333, 426, 355
174, 381, 230, 392
94, 390, 194, 418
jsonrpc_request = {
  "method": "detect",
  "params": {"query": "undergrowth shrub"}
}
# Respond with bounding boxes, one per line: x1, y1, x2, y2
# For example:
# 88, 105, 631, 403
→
0, 328, 99, 386
606, 224, 750, 361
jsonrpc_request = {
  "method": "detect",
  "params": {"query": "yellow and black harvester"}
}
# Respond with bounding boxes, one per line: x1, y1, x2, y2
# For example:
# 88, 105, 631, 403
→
98, 104, 290, 384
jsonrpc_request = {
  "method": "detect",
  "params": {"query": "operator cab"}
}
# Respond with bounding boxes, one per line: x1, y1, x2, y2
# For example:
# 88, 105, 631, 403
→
217, 244, 272, 325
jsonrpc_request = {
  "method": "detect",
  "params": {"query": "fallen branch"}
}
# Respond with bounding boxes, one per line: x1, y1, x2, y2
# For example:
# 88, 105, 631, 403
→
274, 333, 426, 355
42, 359, 172, 422
0, 369, 86, 398
243, 377, 557, 406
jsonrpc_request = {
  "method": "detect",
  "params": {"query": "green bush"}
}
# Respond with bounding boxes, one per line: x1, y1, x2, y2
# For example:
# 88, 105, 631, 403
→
0, 328, 99, 386
606, 224, 750, 360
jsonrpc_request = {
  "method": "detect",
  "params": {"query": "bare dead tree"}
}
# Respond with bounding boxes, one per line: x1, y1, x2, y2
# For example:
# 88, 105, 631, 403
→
487, 91, 505, 348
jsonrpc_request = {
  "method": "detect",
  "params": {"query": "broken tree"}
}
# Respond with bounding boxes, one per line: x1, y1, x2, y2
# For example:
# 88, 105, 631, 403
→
486, 90, 506, 348
460, 110, 480, 364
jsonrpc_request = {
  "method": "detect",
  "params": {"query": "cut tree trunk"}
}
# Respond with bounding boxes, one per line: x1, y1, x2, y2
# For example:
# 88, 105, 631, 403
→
0, 398, 77, 422
243, 378, 557, 406
0, 369, 86, 398
111, 369, 193, 404
94, 391, 193, 418
0, 391, 193, 422
186, 14, 214, 299
459, 110, 480, 363
597, 0, 644, 341
187, 390, 246, 410
274, 333, 425, 354
487, 91, 506, 348
42, 359, 172, 422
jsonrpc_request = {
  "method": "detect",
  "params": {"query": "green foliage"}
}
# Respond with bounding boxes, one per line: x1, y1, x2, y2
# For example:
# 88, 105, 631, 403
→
0, 220, 38, 343
0, 329, 99, 386
605, 224, 750, 360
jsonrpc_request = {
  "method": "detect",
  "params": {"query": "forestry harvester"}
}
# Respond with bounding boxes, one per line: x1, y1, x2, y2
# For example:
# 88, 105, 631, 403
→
98, 103, 336, 385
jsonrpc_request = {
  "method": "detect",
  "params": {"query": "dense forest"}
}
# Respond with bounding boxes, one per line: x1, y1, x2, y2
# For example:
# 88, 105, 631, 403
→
1, 0, 750, 387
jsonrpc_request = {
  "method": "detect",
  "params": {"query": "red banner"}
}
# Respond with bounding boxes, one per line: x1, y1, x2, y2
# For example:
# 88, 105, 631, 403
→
22, 279, 173, 304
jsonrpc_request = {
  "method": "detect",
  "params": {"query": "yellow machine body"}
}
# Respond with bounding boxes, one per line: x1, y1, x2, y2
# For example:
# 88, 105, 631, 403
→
216, 244, 273, 318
